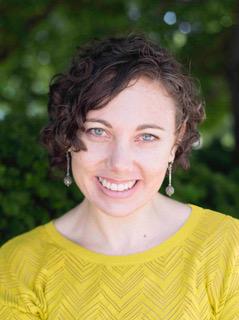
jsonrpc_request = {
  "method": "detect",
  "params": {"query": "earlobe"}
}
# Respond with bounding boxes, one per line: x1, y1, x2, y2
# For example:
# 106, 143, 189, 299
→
169, 121, 186, 162
169, 144, 177, 163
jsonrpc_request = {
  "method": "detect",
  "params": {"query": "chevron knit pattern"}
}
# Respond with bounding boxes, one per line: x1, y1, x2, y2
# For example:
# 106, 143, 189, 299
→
0, 204, 239, 320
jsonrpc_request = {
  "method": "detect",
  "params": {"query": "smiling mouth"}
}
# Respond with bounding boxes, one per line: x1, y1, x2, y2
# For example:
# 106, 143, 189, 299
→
96, 176, 138, 192
97, 176, 138, 184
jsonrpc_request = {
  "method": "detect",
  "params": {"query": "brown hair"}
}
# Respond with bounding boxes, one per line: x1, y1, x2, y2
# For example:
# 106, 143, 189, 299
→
40, 33, 205, 172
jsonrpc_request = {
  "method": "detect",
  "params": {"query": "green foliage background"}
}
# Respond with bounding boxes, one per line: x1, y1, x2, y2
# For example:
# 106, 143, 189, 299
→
1, 0, 239, 244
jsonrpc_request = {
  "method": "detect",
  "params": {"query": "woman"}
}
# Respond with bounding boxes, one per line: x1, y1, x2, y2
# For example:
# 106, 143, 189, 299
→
0, 34, 239, 319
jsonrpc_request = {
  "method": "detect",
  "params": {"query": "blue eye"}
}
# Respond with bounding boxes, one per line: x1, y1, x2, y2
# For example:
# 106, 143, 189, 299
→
86, 128, 158, 142
141, 134, 158, 142
87, 128, 106, 136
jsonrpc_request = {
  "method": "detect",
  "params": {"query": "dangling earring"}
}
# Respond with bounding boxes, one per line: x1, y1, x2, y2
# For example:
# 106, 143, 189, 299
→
63, 151, 73, 187
165, 161, 174, 197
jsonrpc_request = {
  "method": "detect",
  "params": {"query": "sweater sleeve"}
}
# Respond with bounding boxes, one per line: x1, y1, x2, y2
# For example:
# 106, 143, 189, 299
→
212, 216, 239, 320
217, 253, 239, 320
0, 235, 48, 320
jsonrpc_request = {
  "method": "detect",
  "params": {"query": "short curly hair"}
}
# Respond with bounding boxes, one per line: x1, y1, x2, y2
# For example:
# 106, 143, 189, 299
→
40, 33, 205, 172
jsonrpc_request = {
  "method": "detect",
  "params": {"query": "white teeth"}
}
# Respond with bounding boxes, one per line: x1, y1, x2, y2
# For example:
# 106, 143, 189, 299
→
98, 177, 136, 191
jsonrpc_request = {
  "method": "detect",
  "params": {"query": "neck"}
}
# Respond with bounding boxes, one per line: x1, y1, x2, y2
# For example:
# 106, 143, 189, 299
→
73, 193, 173, 254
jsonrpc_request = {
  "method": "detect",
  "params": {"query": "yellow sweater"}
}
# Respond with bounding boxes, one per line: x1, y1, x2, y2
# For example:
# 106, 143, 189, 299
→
0, 204, 239, 320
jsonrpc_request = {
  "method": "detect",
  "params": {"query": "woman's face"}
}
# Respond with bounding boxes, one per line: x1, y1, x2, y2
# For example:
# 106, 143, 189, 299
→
71, 76, 178, 217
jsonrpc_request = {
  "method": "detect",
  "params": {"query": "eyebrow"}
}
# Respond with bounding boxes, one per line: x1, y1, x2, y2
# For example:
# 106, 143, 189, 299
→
85, 118, 165, 131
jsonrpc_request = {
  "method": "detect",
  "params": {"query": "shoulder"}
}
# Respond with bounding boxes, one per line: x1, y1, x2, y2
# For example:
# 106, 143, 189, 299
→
192, 204, 239, 259
184, 204, 239, 258
196, 208, 239, 315
202, 205, 239, 232
0, 222, 56, 274
192, 203, 239, 225
0, 225, 52, 317
1, 223, 47, 252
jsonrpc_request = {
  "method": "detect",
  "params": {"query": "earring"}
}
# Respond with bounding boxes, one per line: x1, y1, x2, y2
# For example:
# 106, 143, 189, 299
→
63, 151, 73, 187
165, 161, 174, 197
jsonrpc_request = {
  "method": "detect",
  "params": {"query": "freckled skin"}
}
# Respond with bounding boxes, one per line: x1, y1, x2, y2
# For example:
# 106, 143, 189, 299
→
70, 76, 178, 219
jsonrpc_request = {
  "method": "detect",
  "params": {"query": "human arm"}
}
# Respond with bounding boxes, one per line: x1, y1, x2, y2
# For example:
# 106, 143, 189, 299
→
0, 239, 47, 320
209, 216, 239, 320
217, 254, 239, 320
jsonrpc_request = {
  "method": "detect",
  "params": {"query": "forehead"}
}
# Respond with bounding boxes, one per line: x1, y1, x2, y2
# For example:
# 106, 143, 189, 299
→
86, 77, 176, 129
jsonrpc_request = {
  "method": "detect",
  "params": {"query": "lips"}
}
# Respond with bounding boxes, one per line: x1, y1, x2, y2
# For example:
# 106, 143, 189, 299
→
97, 176, 137, 191
95, 176, 140, 199
97, 176, 138, 184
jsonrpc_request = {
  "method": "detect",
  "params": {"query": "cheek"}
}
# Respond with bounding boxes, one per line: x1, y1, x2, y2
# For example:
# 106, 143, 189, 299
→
71, 153, 95, 175
72, 144, 105, 166
83, 143, 108, 161
70, 152, 96, 193
140, 147, 172, 180
143, 160, 168, 180
139, 145, 172, 164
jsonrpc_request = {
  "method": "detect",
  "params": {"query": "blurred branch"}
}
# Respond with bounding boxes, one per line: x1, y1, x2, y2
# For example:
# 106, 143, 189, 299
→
25, 2, 57, 30
0, 1, 58, 61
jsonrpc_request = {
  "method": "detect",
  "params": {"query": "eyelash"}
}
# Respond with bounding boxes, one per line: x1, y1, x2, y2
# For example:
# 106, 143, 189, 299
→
86, 128, 159, 142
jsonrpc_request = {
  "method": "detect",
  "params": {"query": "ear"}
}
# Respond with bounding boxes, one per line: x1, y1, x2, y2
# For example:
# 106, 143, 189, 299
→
168, 145, 177, 163
177, 121, 187, 142
168, 122, 186, 163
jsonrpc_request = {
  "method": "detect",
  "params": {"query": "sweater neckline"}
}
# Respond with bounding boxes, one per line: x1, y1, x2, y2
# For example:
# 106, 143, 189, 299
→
44, 203, 203, 264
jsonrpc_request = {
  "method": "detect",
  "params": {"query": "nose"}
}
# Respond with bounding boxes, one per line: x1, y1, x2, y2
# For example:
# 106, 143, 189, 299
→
106, 140, 134, 173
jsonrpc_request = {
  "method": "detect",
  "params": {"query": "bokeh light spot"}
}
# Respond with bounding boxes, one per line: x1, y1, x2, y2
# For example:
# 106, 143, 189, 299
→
179, 22, 191, 34
173, 31, 187, 47
163, 11, 177, 25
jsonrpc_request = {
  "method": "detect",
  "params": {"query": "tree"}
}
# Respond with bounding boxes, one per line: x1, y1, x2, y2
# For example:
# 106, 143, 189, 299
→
1, 0, 239, 243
